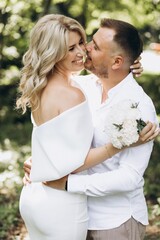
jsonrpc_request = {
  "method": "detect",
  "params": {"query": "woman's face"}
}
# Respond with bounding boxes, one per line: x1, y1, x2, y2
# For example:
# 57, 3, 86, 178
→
58, 31, 86, 74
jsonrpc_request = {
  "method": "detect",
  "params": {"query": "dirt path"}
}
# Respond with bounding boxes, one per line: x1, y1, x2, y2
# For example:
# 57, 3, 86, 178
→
12, 223, 160, 240
145, 225, 160, 240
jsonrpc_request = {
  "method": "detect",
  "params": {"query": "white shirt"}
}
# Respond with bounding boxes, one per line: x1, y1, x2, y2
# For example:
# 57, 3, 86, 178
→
68, 73, 158, 230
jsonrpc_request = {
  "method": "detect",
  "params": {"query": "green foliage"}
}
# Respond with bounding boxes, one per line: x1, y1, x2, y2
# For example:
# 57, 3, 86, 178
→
0, 83, 32, 149
0, 187, 22, 239
0, 0, 160, 238
138, 74, 160, 114
137, 74, 160, 201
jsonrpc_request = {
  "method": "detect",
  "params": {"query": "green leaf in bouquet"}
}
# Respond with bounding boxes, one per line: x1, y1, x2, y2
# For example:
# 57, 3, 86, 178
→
136, 119, 146, 133
113, 123, 123, 131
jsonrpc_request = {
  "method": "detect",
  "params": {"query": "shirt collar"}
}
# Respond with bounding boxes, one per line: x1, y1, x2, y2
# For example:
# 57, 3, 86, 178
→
106, 73, 134, 100
94, 73, 135, 108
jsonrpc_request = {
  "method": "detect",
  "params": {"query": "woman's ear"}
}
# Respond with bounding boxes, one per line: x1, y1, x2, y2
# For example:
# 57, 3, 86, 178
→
112, 55, 123, 70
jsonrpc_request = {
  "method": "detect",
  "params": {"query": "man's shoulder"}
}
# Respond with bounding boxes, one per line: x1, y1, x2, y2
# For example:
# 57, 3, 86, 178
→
124, 75, 152, 102
123, 76, 157, 120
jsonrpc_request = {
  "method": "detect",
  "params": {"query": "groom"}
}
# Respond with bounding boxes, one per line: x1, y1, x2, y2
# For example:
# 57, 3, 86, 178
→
46, 19, 158, 240
25, 19, 158, 239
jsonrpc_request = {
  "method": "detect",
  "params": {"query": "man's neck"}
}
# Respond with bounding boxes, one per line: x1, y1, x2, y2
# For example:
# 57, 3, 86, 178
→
100, 70, 130, 103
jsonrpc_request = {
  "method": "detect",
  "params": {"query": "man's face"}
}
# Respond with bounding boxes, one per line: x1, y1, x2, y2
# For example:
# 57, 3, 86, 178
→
84, 27, 117, 78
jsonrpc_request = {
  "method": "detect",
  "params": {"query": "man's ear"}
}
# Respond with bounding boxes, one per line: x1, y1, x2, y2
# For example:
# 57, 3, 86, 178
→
112, 55, 123, 70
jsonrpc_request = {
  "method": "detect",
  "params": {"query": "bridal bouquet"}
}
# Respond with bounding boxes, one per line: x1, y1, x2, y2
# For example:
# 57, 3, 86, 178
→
104, 100, 146, 149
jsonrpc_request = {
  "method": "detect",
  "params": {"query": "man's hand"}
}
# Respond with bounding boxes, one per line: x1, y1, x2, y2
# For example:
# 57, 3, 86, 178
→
23, 157, 32, 185
44, 175, 68, 191
130, 56, 143, 77
24, 158, 32, 174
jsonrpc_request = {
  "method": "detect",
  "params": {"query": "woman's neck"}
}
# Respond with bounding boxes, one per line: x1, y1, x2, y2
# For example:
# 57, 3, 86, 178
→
49, 70, 72, 86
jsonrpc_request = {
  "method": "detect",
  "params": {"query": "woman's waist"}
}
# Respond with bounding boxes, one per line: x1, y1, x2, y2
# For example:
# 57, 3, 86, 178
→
21, 183, 87, 203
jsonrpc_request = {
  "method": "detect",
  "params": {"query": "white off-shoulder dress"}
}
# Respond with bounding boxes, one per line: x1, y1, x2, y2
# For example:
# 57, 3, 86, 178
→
19, 100, 93, 240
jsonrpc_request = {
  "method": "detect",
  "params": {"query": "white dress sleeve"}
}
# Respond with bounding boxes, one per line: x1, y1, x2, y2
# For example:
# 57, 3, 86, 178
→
30, 101, 93, 182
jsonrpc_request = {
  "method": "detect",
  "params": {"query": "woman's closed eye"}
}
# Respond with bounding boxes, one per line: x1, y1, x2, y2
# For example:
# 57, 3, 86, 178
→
69, 39, 85, 52
69, 46, 75, 51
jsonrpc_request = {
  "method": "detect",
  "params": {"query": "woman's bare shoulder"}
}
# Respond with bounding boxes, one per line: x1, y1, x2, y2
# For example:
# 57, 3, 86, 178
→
37, 83, 85, 124
57, 84, 86, 114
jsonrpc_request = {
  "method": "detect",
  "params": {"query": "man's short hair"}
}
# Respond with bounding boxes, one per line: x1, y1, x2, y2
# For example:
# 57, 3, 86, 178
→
100, 18, 143, 64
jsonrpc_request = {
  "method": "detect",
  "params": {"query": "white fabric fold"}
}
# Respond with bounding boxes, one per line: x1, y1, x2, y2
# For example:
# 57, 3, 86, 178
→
30, 101, 93, 182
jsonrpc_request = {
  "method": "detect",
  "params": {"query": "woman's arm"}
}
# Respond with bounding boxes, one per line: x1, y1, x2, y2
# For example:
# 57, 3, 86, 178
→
44, 122, 159, 191
23, 122, 159, 184
73, 122, 159, 173
73, 143, 119, 173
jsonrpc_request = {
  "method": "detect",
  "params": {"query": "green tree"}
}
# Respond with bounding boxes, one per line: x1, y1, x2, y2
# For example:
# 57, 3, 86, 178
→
0, 0, 160, 237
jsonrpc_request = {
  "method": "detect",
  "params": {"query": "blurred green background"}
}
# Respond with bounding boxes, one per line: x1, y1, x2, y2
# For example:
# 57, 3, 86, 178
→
0, 0, 160, 239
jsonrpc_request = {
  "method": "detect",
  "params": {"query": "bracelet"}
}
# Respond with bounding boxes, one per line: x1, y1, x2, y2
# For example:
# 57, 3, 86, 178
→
104, 144, 112, 159
65, 180, 68, 191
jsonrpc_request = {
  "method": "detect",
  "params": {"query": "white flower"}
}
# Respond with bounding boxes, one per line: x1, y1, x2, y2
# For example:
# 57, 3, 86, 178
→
104, 100, 146, 149
121, 119, 139, 146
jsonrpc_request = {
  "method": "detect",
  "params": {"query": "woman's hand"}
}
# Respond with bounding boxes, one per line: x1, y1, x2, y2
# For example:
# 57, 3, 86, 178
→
136, 122, 159, 145
130, 56, 143, 77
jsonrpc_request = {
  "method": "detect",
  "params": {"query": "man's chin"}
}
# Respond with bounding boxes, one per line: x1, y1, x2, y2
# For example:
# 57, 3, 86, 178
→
84, 61, 93, 71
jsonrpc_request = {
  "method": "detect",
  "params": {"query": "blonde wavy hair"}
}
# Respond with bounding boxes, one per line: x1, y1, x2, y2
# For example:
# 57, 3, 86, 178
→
16, 14, 86, 114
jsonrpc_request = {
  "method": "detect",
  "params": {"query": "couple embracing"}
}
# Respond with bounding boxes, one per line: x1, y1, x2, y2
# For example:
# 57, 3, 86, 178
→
17, 14, 159, 240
